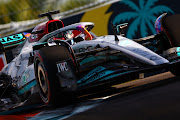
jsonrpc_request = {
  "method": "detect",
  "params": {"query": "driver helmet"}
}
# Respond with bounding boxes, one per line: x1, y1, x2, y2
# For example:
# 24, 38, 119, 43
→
155, 13, 167, 34
54, 31, 74, 40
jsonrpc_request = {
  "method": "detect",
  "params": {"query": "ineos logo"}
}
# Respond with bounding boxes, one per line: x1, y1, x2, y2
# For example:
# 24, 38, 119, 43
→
57, 62, 68, 73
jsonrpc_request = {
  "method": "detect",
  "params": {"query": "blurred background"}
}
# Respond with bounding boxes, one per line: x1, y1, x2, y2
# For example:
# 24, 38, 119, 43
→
0, 0, 105, 24
0, 0, 179, 39
0, 0, 107, 36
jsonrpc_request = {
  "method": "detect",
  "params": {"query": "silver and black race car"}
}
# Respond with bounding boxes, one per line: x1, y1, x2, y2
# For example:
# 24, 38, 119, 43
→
0, 11, 180, 110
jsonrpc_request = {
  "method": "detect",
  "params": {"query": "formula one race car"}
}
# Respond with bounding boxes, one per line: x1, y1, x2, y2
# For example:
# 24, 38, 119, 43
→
0, 10, 180, 110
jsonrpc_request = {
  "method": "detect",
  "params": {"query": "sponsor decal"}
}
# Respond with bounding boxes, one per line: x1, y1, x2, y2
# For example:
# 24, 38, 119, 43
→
132, 48, 162, 60
74, 46, 93, 53
0, 33, 24, 45
57, 62, 68, 73
132, 48, 151, 56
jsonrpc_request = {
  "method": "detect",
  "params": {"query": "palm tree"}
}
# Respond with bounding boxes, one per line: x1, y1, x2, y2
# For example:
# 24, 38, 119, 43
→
113, 0, 174, 39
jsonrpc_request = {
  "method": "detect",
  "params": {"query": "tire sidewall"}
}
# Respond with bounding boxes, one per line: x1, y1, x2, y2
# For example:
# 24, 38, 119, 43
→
34, 45, 77, 106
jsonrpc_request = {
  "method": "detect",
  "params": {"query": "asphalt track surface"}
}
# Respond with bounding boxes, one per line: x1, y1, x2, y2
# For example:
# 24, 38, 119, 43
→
1, 72, 180, 120
64, 72, 180, 120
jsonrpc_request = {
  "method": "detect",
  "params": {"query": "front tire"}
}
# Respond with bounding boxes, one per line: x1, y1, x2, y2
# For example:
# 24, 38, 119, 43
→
34, 45, 77, 106
37, 62, 50, 104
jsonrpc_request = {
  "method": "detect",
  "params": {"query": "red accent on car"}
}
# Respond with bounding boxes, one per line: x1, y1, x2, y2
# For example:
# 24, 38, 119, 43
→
72, 30, 95, 39
0, 115, 26, 120
72, 30, 82, 37
29, 19, 64, 43
0, 58, 5, 71
16, 112, 40, 118
35, 53, 43, 62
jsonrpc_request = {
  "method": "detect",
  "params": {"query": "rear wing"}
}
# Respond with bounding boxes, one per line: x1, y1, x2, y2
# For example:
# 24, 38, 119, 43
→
0, 33, 26, 71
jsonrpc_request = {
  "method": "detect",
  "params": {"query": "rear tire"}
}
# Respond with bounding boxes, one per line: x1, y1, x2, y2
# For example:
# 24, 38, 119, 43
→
34, 45, 77, 106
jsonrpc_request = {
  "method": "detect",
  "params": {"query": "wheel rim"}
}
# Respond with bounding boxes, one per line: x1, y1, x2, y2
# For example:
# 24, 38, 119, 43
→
37, 64, 49, 103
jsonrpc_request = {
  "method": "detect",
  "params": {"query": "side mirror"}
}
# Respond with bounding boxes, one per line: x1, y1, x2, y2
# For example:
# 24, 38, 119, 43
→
116, 23, 128, 36
111, 22, 128, 41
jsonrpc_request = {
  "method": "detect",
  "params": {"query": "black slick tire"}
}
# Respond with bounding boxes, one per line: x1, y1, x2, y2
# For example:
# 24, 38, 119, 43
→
34, 45, 77, 106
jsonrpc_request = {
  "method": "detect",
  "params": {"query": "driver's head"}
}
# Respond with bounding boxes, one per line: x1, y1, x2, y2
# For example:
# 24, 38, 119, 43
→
64, 31, 74, 39
54, 31, 74, 40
